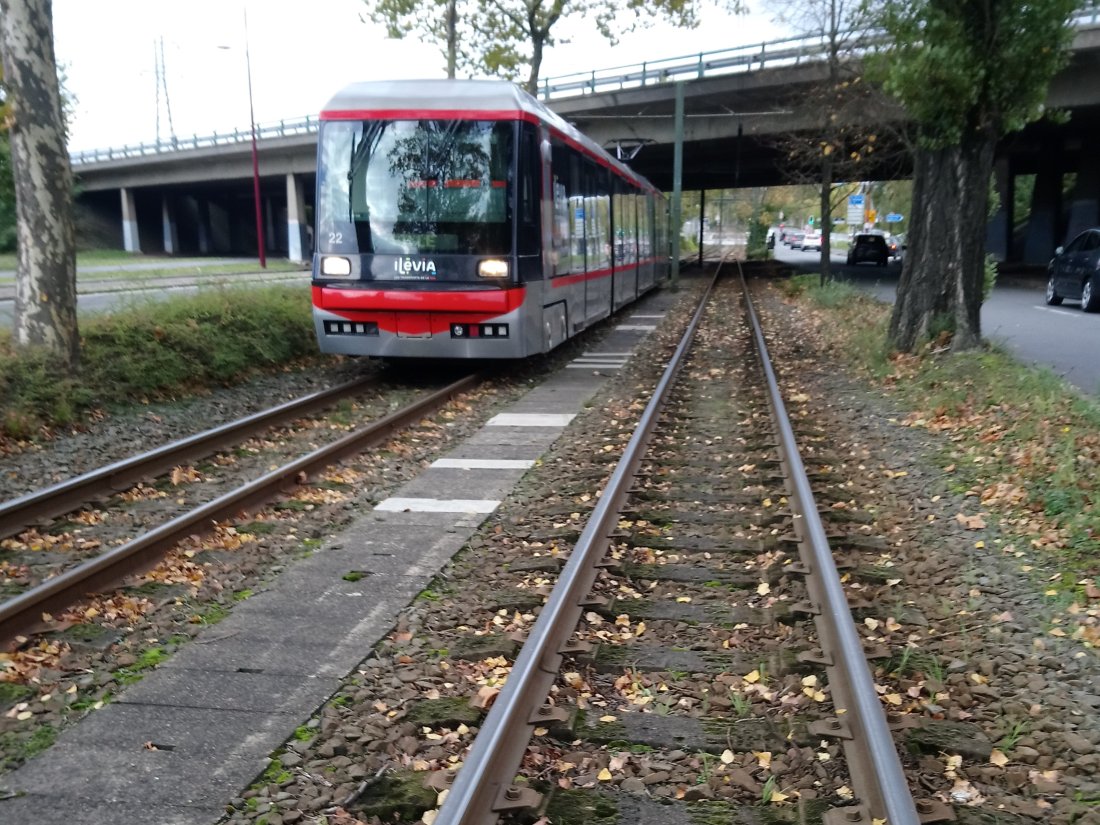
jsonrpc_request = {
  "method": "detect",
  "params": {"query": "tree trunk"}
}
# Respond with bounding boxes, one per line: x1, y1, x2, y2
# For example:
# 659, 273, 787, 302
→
446, 0, 457, 79
819, 152, 833, 285
888, 135, 993, 353
526, 35, 543, 95
0, 0, 78, 371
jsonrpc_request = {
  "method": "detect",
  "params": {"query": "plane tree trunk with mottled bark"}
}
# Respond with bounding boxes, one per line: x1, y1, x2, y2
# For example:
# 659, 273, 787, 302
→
871, 0, 1078, 354
889, 135, 993, 352
0, 0, 78, 371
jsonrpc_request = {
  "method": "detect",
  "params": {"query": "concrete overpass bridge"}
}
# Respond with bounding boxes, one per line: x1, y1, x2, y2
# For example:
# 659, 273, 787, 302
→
71, 10, 1100, 266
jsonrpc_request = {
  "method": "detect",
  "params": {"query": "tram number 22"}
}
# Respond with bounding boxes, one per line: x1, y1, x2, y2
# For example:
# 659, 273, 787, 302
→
328, 232, 343, 244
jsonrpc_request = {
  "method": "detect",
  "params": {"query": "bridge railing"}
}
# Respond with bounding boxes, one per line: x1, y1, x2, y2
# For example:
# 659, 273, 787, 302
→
69, 115, 319, 166
538, 6, 1100, 99
70, 9, 1100, 167
538, 31, 856, 98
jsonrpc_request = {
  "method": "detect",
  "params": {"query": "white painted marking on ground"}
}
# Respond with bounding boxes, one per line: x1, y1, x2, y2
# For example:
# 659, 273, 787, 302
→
566, 363, 622, 369
584, 351, 632, 357
487, 413, 576, 427
616, 324, 658, 331
630, 314, 665, 319
431, 458, 535, 469
374, 497, 500, 513
1035, 306, 1081, 317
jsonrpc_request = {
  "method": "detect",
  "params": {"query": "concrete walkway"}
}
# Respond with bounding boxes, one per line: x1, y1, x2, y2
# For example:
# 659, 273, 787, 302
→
0, 290, 676, 825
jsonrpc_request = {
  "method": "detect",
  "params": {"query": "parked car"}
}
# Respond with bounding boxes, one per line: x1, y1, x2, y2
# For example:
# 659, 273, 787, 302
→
846, 233, 889, 266
1046, 227, 1100, 311
802, 230, 823, 251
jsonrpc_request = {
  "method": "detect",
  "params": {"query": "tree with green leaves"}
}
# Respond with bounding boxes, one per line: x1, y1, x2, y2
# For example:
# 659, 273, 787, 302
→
366, 0, 746, 94
0, 0, 78, 371
771, 0, 906, 284
868, 0, 1079, 353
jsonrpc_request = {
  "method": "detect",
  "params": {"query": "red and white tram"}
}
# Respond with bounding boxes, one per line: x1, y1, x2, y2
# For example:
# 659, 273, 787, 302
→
311, 79, 669, 359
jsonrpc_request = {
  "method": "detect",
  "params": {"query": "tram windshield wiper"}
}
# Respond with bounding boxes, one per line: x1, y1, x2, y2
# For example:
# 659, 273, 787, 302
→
347, 121, 384, 222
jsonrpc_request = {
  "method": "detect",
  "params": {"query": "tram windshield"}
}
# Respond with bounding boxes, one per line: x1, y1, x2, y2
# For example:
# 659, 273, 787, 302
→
317, 119, 514, 257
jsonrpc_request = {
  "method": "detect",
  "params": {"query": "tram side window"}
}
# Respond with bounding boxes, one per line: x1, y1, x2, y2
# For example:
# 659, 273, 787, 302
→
551, 139, 571, 276
567, 153, 585, 275
517, 124, 540, 256
583, 159, 607, 271
594, 168, 611, 271
613, 179, 637, 266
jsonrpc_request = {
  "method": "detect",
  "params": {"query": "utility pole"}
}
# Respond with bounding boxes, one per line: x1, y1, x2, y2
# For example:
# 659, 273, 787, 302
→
670, 82, 684, 290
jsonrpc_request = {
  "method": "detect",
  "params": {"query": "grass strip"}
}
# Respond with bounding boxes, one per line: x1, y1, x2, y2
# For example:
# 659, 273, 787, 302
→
780, 274, 1099, 612
0, 284, 318, 439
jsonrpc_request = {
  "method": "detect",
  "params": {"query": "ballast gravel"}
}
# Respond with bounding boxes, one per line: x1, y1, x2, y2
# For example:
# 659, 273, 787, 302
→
1, 279, 1098, 825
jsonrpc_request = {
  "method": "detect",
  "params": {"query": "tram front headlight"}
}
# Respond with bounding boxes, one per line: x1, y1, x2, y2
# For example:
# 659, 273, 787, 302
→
321, 256, 352, 277
477, 259, 509, 279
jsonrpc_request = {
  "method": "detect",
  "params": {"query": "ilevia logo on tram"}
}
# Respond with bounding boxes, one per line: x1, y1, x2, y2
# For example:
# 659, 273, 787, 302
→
311, 78, 671, 359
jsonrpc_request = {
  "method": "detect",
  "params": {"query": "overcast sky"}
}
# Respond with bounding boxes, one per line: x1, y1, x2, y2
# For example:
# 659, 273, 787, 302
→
54, 0, 786, 153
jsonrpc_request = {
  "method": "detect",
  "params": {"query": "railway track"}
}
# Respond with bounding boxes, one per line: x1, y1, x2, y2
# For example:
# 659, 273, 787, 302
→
0, 376, 379, 542
0, 373, 479, 645
415, 265, 936, 824
228, 267, 975, 825
6, 270, 1097, 823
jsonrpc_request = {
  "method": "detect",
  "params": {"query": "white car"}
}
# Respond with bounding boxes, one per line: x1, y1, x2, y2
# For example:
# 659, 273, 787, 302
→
802, 230, 822, 251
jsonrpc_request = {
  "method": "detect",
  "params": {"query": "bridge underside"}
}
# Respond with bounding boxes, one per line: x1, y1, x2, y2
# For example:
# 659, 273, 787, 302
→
71, 29, 1100, 265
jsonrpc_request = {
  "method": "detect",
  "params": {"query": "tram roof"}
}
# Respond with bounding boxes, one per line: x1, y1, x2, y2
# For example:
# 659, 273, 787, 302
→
319, 79, 657, 193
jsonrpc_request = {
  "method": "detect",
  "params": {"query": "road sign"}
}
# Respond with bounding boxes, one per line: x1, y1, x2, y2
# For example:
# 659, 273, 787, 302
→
846, 195, 864, 227
886, 212, 903, 223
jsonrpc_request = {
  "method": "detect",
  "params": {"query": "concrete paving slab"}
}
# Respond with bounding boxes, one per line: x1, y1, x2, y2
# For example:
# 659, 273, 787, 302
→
116, 667, 341, 714
0, 795, 209, 825
486, 412, 575, 427
6, 703, 292, 805
365, 508, 489, 530
395, 467, 528, 500
374, 496, 500, 514
161, 584, 427, 677
437, 442, 547, 460
431, 457, 535, 469
460, 428, 562, 448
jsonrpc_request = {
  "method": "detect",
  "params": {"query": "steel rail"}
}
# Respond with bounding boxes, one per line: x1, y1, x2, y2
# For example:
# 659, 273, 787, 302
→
0, 374, 479, 647
736, 263, 920, 825
433, 272, 720, 825
0, 376, 378, 542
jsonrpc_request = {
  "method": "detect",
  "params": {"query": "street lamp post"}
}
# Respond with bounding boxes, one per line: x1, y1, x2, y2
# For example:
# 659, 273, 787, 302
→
243, 11, 266, 268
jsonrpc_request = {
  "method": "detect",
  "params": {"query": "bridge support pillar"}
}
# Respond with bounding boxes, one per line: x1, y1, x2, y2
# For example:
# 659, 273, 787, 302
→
197, 200, 211, 255
121, 187, 141, 253
985, 158, 1012, 262
1022, 151, 1063, 265
286, 173, 308, 262
1063, 153, 1100, 246
265, 194, 276, 255
161, 196, 179, 255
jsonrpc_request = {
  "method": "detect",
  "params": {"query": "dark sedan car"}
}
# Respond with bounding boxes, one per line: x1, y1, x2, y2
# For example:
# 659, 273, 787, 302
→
846, 233, 888, 266
1046, 228, 1100, 311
